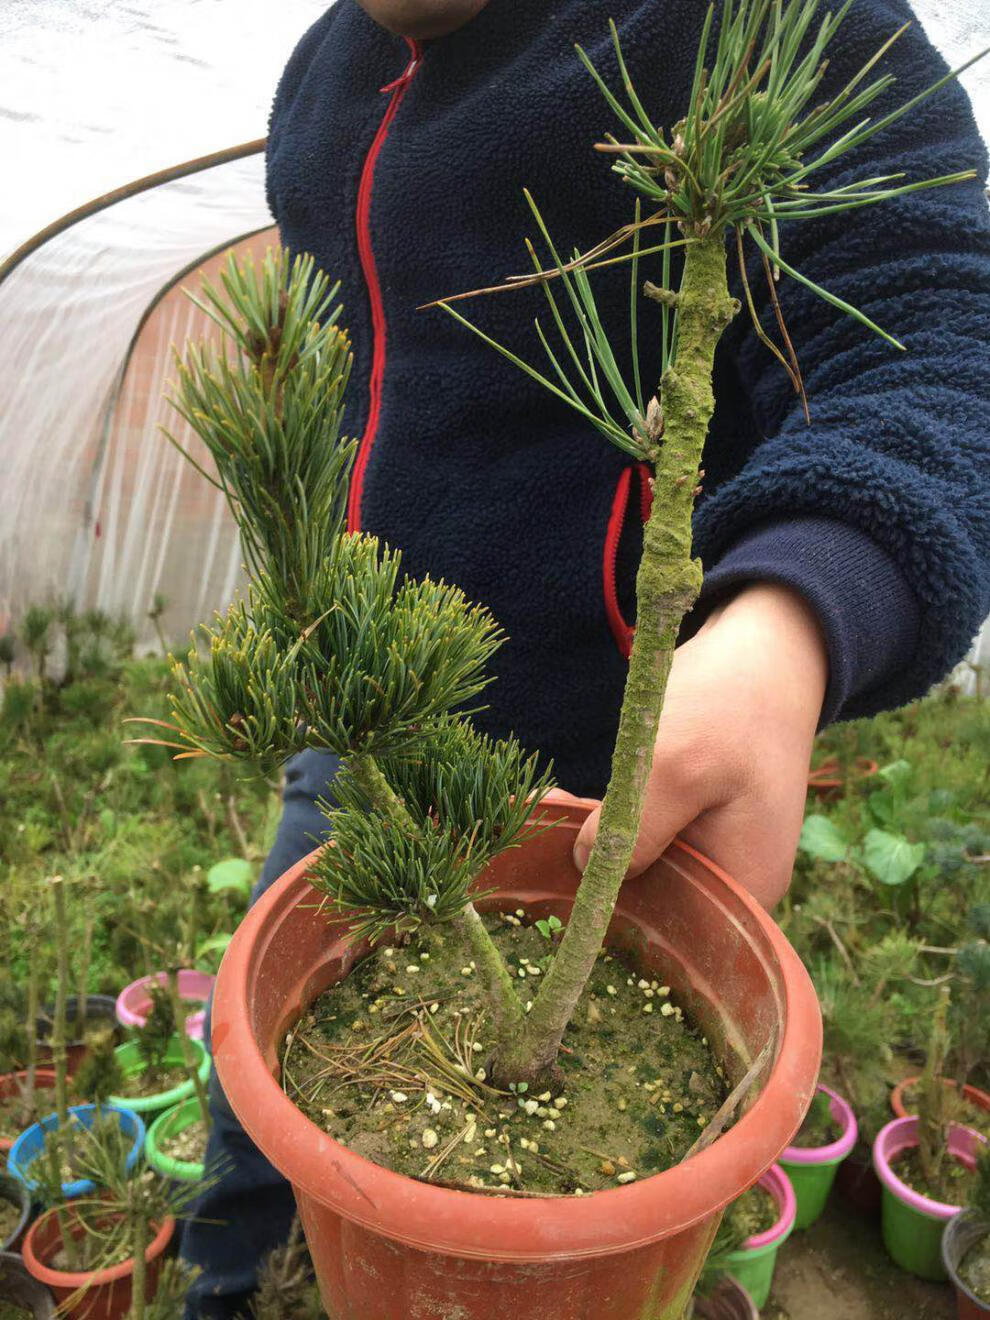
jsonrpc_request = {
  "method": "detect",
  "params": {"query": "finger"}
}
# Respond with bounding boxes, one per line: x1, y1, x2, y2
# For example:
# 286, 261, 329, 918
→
573, 778, 703, 878
679, 793, 805, 909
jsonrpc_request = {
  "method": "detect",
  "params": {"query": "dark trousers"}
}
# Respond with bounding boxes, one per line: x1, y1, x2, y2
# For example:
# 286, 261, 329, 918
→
181, 750, 340, 1319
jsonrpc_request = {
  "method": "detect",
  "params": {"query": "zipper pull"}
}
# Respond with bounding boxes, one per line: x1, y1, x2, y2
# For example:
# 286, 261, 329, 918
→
380, 39, 423, 94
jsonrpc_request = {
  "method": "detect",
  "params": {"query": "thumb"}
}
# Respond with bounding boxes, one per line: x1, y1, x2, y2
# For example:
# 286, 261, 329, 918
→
572, 785, 698, 879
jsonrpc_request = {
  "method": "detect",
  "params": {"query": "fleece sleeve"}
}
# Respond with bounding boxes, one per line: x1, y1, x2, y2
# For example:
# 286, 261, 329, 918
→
690, 0, 990, 720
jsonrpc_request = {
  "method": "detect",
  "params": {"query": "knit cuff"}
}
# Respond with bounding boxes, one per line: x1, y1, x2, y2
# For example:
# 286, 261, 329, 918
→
684, 516, 921, 727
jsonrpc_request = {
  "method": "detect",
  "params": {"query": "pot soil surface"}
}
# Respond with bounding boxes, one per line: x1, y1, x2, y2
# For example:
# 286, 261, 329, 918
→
891, 1146, 975, 1206
0, 1093, 37, 1145
0, 1200, 22, 1245
284, 912, 728, 1195
160, 1118, 208, 1165
961, 1229, 990, 1304
0, 1303, 31, 1319
115, 1063, 189, 1099
790, 1092, 840, 1149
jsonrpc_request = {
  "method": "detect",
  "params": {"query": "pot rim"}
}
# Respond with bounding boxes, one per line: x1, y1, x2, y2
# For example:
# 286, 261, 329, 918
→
114, 970, 213, 1039
781, 1082, 858, 1166
891, 1075, 990, 1122
212, 805, 823, 1262
21, 1207, 175, 1288
873, 1116, 987, 1219
942, 1209, 990, 1311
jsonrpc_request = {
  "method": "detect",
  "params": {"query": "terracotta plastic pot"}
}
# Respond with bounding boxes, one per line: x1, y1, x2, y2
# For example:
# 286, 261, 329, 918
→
36, 996, 121, 1076
722, 1164, 796, 1308
943, 1210, 990, 1318
0, 1171, 31, 1252
891, 1076, 990, 1127
7, 1104, 145, 1201
22, 1207, 174, 1320
211, 801, 822, 1320
0, 1251, 56, 1319
873, 1117, 987, 1281
0, 1069, 57, 1153
780, 1083, 858, 1229
115, 971, 213, 1042
692, 1275, 759, 1319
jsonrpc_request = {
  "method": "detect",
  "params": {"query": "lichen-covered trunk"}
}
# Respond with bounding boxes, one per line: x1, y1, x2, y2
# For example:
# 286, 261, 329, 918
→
493, 232, 738, 1087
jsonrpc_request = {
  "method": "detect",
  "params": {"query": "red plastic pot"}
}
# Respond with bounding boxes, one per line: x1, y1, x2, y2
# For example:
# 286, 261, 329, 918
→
891, 1076, 990, 1126
807, 755, 879, 799
22, 1206, 174, 1319
0, 1069, 57, 1153
212, 801, 822, 1320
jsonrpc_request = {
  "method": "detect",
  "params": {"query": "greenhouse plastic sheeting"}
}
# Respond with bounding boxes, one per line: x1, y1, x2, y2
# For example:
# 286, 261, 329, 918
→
0, 153, 272, 650
0, 0, 987, 668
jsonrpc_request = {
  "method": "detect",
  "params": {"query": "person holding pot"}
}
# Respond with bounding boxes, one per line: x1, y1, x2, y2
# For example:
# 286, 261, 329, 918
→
180, 0, 990, 1314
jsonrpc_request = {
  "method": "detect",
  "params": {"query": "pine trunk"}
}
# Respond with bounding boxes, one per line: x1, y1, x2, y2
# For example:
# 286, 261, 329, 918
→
493, 232, 738, 1086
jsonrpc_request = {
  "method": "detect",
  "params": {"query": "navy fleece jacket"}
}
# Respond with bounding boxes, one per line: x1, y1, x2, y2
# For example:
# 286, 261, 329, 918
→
266, 0, 990, 798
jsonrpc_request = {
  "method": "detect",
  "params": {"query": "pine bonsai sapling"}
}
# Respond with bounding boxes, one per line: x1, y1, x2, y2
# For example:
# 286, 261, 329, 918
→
433, 0, 983, 1082
143, 0, 985, 1103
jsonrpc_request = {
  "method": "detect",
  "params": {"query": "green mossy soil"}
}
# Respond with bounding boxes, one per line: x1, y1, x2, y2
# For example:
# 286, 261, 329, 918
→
0, 1302, 31, 1319
725, 1182, 778, 1241
0, 1196, 23, 1243
961, 1231, 990, 1304
284, 911, 728, 1196
891, 1146, 975, 1207
791, 1091, 841, 1149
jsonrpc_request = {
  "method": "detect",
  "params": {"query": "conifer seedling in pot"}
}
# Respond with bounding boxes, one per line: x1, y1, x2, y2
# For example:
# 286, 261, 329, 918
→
134, 0, 984, 1308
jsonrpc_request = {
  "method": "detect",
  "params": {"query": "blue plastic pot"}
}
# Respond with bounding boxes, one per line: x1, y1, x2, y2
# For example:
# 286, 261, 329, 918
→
7, 1103, 145, 1200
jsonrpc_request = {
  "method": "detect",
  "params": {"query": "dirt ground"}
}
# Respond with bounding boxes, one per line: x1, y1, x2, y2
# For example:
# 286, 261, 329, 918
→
764, 1198, 955, 1320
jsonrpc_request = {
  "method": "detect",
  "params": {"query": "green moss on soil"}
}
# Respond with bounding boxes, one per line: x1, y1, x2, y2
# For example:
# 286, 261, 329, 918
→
725, 1183, 777, 1242
961, 1230, 990, 1304
0, 1302, 31, 1319
283, 910, 728, 1195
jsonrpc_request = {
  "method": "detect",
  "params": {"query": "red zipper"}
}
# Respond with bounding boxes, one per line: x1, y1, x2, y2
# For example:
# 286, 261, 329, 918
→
346, 37, 423, 534
603, 463, 653, 659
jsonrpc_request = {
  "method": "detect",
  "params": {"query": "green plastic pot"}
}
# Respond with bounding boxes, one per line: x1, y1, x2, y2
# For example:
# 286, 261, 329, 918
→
145, 1097, 208, 1183
779, 1084, 858, 1230
724, 1164, 797, 1309
108, 1035, 210, 1120
874, 1117, 986, 1282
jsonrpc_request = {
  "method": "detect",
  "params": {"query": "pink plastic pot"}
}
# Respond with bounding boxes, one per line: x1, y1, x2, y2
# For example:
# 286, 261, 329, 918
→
873, 1117, 987, 1281
722, 1165, 797, 1307
114, 970, 213, 1042
780, 1084, 858, 1228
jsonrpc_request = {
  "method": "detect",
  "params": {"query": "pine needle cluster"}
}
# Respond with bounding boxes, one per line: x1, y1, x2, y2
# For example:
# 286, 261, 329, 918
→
144, 249, 554, 954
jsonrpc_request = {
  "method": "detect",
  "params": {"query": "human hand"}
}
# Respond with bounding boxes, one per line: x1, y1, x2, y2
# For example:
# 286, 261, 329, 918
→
559, 583, 828, 909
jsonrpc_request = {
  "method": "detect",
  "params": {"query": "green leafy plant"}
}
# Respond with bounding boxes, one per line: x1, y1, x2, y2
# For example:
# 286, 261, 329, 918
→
142, 0, 983, 1098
